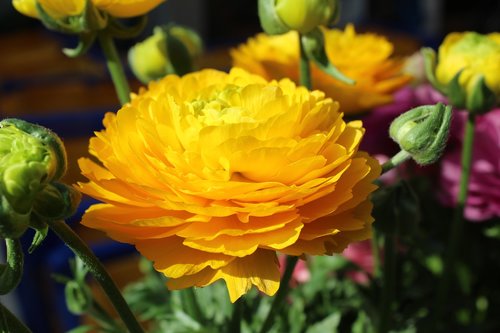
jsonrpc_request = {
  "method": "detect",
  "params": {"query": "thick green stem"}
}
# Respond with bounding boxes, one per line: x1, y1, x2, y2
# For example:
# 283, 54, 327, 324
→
0, 239, 24, 295
47, 220, 144, 333
299, 34, 312, 90
435, 112, 476, 324
381, 150, 412, 174
98, 33, 131, 105
182, 288, 205, 323
378, 233, 397, 333
227, 298, 243, 333
258, 256, 299, 333
0, 301, 32, 333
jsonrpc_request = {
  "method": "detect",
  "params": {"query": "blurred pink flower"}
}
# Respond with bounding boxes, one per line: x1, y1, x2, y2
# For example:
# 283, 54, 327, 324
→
342, 240, 375, 285
439, 108, 500, 221
278, 256, 310, 287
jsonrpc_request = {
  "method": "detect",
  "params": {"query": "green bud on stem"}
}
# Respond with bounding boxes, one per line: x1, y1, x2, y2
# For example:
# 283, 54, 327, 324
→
389, 103, 452, 165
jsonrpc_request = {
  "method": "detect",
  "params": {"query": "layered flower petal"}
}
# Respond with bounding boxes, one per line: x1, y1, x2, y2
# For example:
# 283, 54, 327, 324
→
78, 68, 380, 301
231, 24, 411, 114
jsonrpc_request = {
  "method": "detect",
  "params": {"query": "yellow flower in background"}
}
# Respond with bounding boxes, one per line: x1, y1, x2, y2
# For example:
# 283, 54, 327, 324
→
435, 32, 500, 98
77, 68, 380, 302
231, 24, 411, 114
12, 0, 164, 19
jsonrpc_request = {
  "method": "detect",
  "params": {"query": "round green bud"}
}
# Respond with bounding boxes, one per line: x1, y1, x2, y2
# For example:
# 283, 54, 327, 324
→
275, 0, 337, 34
128, 25, 203, 83
389, 103, 452, 165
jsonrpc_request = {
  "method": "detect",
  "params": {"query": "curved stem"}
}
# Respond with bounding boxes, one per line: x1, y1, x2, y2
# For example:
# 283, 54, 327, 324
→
435, 112, 476, 325
299, 33, 312, 90
47, 220, 144, 333
0, 300, 32, 333
98, 32, 131, 105
381, 150, 412, 174
258, 256, 298, 333
0, 239, 24, 295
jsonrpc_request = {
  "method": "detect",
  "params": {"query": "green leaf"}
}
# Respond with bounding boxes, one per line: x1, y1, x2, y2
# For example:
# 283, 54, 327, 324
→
306, 312, 341, 333
165, 27, 194, 76
301, 28, 355, 85
66, 325, 95, 333
466, 75, 496, 114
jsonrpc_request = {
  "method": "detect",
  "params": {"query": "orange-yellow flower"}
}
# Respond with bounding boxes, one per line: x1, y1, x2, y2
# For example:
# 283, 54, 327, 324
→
231, 24, 411, 114
77, 68, 380, 302
12, 0, 164, 19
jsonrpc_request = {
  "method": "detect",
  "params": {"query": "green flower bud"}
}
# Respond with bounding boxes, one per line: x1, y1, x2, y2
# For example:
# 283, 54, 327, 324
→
389, 103, 452, 165
128, 25, 203, 83
422, 31, 499, 114
0, 118, 72, 239
33, 183, 81, 220
258, 0, 338, 35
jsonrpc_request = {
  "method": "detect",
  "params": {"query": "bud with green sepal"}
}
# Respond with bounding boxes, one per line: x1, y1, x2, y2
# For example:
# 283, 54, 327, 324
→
389, 103, 452, 166
258, 0, 339, 35
128, 25, 203, 83
0, 118, 80, 246
422, 31, 499, 114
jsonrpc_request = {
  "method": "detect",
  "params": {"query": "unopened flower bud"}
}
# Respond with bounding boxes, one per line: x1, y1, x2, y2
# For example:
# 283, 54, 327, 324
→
128, 25, 203, 83
389, 103, 452, 165
423, 32, 499, 114
258, 0, 338, 35
0, 118, 74, 239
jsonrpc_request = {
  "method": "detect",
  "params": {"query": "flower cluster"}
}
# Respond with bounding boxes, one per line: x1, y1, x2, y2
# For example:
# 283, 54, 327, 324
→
78, 68, 380, 302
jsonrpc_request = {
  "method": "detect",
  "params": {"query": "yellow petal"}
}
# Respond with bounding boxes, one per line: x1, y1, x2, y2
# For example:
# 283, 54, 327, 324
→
93, 0, 165, 17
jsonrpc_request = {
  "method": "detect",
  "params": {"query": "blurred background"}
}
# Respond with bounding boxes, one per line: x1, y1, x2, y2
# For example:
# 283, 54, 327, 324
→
0, 0, 499, 332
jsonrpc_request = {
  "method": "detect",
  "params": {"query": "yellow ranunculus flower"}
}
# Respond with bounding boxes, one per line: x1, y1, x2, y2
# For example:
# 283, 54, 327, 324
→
231, 24, 411, 114
435, 32, 500, 98
77, 68, 380, 302
12, 0, 164, 19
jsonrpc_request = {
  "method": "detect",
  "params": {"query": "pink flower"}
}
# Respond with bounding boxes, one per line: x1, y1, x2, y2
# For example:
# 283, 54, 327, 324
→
342, 240, 375, 285
439, 108, 500, 221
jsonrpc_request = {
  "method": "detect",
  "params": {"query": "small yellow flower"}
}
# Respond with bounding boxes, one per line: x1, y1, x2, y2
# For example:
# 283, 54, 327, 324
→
77, 68, 380, 302
231, 24, 411, 114
12, 0, 164, 19
436, 31, 500, 98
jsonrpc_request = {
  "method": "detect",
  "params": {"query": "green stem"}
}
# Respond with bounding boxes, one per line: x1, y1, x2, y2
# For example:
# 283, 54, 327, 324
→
299, 34, 312, 90
0, 301, 32, 333
381, 150, 412, 174
98, 32, 131, 105
0, 239, 24, 295
47, 220, 144, 333
435, 112, 476, 324
371, 228, 381, 279
258, 256, 298, 333
227, 298, 243, 333
378, 233, 397, 333
182, 288, 205, 323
